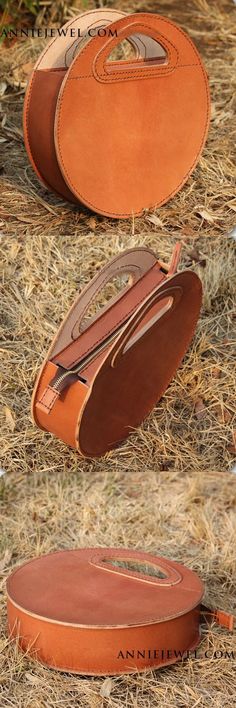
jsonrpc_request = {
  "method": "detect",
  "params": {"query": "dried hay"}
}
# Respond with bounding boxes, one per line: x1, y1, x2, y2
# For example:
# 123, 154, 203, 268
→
0, 0, 236, 706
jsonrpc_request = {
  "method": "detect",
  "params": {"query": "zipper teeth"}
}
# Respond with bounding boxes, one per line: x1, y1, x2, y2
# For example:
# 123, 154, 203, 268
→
53, 370, 73, 388
53, 324, 125, 390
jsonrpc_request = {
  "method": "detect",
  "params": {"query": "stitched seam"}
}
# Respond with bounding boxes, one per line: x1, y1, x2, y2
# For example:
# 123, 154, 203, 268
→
24, 69, 69, 196
63, 269, 164, 369
24, 70, 43, 183
75, 22, 179, 81
38, 387, 58, 410
70, 15, 179, 76
56, 14, 210, 217
66, 13, 201, 79
66, 63, 199, 80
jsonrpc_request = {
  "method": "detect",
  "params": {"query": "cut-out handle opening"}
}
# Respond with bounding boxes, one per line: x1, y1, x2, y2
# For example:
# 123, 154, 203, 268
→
50, 249, 157, 360
79, 272, 133, 333
102, 558, 168, 579
91, 550, 182, 586
65, 21, 144, 68
108, 34, 168, 69
69, 249, 157, 341
111, 286, 181, 368
38, 12, 163, 70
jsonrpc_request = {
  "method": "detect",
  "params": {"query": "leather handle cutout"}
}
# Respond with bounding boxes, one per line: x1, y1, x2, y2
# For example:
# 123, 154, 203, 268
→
91, 550, 182, 587
79, 271, 133, 333
37, 12, 169, 71
107, 34, 167, 69
71, 249, 157, 340
93, 20, 178, 83
50, 249, 157, 358
111, 285, 182, 368
65, 22, 152, 69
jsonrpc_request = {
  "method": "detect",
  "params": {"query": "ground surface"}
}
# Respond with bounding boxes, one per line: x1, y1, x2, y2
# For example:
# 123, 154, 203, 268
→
0, 0, 236, 706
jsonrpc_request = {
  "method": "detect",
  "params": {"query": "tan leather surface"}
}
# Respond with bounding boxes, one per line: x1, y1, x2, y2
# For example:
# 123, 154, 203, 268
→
7, 548, 203, 675
23, 10, 128, 199
31, 247, 202, 457
23, 10, 157, 201
33, 360, 88, 448
24, 68, 76, 201
55, 12, 210, 217
77, 270, 202, 457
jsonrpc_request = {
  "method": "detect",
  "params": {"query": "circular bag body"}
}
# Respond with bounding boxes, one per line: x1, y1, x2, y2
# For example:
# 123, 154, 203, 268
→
31, 268, 202, 458
23, 10, 156, 201
55, 12, 210, 218
7, 548, 204, 675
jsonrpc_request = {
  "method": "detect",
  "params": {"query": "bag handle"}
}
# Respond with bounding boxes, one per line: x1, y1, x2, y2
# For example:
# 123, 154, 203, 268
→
90, 549, 182, 587
65, 26, 160, 69
92, 14, 178, 84
51, 248, 158, 358
65, 28, 163, 69
37, 11, 164, 70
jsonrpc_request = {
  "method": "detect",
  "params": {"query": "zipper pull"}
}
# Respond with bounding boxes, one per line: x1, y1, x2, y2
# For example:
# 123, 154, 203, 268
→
36, 368, 81, 415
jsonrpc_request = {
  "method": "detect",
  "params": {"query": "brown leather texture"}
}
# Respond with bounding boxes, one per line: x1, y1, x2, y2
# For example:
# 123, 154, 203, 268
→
23, 12, 210, 216
31, 245, 202, 458
23, 9, 155, 202
7, 548, 204, 675
55, 12, 210, 217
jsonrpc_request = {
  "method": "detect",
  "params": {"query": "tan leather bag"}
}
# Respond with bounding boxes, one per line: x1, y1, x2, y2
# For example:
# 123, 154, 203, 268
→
23, 9, 161, 202
31, 245, 202, 458
7, 547, 234, 675
24, 12, 210, 217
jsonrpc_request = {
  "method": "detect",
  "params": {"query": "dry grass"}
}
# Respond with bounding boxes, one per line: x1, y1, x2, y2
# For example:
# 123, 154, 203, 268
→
0, 0, 236, 706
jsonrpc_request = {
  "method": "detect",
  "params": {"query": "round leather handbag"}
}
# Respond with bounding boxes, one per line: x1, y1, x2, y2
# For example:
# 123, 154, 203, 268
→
7, 547, 233, 675
31, 244, 202, 458
23, 9, 159, 202
55, 12, 210, 217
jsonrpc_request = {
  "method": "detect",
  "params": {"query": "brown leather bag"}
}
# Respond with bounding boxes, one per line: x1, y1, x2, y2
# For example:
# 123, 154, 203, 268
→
24, 12, 210, 217
23, 9, 161, 203
31, 245, 202, 458
7, 547, 234, 675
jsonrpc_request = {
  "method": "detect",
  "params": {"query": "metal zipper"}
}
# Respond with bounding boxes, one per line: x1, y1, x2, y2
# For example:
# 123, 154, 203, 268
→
51, 323, 126, 393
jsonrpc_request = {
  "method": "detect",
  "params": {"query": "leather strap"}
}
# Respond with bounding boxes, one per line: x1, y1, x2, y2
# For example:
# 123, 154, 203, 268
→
201, 605, 234, 631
